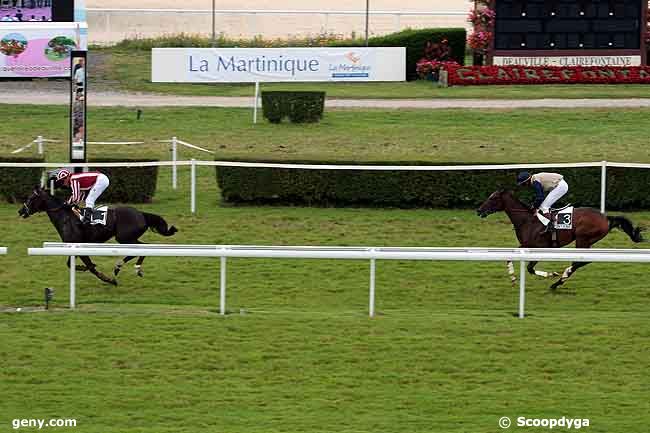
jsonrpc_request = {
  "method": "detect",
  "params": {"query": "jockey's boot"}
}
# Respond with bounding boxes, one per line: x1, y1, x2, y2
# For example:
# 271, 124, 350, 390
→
82, 207, 92, 224
542, 214, 554, 233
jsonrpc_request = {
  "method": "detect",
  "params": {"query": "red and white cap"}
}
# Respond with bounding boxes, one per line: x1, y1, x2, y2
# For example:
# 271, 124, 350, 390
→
56, 169, 71, 181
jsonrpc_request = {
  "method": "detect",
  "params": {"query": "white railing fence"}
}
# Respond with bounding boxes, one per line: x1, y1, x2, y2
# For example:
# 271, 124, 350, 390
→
4, 158, 649, 215
28, 243, 650, 318
86, 8, 468, 44
0, 247, 7, 255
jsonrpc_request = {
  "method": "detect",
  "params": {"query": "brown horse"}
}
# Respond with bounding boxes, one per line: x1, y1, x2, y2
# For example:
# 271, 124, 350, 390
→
476, 190, 644, 289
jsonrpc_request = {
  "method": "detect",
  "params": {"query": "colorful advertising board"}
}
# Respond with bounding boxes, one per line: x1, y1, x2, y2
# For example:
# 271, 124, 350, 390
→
0, 22, 87, 77
152, 48, 406, 83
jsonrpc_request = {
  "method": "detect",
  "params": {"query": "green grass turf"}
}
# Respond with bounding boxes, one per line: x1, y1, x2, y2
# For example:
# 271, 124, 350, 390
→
2, 105, 650, 163
1, 104, 650, 432
98, 47, 650, 100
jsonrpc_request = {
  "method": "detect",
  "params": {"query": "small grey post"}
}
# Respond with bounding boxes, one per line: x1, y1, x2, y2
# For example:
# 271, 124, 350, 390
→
253, 82, 260, 124
36, 135, 44, 155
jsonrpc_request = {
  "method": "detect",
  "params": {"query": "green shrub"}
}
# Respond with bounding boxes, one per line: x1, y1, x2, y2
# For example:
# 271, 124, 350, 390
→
216, 161, 650, 210
262, 91, 326, 123
0, 156, 44, 203
332, 28, 467, 80
87, 159, 159, 203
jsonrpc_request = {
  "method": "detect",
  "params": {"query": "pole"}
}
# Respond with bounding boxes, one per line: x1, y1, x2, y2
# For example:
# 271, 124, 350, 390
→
253, 82, 260, 124
369, 257, 376, 317
220, 256, 227, 315
211, 0, 216, 47
36, 135, 43, 155
519, 260, 525, 319
600, 161, 607, 214
364, 0, 370, 46
49, 179, 55, 196
171, 136, 178, 190
190, 158, 196, 214
70, 255, 76, 309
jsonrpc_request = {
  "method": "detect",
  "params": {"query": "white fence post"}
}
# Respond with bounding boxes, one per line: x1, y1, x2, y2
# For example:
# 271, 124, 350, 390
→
369, 256, 376, 317
519, 260, 526, 319
220, 256, 227, 315
70, 255, 76, 309
171, 136, 178, 190
49, 178, 55, 196
36, 135, 44, 155
600, 161, 607, 214
190, 158, 197, 214
253, 82, 260, 124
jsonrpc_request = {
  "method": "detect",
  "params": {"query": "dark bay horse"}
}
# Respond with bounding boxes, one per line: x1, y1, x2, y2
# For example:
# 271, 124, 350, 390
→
477, 190, 644, 289
19, 187, 178, 285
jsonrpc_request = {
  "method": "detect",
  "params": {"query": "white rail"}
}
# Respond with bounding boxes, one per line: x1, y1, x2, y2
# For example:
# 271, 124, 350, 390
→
5, 159, 650, 215
0, 247, 7, 255
29, 243, 650, 317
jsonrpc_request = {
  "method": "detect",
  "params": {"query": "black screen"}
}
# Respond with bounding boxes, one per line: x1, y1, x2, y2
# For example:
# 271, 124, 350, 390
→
52, 0, 75, 22
494, 0, 641, 50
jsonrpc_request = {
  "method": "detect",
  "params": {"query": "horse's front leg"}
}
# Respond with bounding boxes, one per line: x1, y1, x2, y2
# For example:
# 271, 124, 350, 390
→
506, 261, 516, 287
80, 256, 118, 286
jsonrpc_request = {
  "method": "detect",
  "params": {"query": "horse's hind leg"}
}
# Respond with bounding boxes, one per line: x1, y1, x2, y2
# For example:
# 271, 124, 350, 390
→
114, 256, 137, 276
67, 257, 89, 272
550, 261, 590, 290
528, 261, 560, 278
134, 256, 145, 277
81, 256, 118, 286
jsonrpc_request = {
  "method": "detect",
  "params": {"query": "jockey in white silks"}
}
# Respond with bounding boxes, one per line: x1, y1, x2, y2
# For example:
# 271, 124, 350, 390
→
517, 171, 569, 233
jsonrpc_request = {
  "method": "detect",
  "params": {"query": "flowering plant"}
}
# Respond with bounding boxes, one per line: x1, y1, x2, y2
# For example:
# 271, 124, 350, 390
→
467, 1, 495, 55
416, 60, 460, 79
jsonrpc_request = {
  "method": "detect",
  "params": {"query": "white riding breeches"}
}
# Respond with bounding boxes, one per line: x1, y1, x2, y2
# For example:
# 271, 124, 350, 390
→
539, 180, 568, 213
85, 174, 109, 208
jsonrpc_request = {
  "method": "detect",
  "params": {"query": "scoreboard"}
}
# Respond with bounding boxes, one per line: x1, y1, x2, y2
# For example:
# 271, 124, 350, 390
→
490, 0, 646, 65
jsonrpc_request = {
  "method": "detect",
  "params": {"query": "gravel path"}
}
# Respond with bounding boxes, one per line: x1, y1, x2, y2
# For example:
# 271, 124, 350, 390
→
4, 89, 650, 109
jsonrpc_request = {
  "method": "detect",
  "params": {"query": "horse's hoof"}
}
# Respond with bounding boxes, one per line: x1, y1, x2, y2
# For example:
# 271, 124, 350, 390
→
110, 279, 118, 286
136, 270, 144, 278
113, 268, 121, 277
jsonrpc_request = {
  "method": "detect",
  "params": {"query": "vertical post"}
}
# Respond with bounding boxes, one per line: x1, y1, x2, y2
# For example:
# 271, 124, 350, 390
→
211, 0, 216, 46
369, 258, 376, 317
253, 82, 260, 124
190, 158, 197, 214
171, 136, 178, 190
365, 0, 370, 46
49, 178, 55, 196
36, 135, 44, 155
519, 260, 526, 319
70, 255, 76, 309
600, 161, 607, 214
220, 256, 227, 315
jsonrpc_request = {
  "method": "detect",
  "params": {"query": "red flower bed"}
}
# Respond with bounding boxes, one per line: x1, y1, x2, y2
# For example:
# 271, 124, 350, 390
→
446, 65, 650, 86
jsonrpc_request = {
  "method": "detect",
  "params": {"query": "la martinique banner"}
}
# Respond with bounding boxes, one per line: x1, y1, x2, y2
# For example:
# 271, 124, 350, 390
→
152, 48, 406, 83
0, 23, 88, 78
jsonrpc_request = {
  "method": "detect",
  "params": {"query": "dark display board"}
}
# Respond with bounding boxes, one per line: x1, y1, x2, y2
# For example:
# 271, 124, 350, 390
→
494, 0, 642, 50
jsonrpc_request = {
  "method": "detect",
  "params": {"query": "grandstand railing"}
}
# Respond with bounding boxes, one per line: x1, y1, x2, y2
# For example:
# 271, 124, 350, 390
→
28, 243, 650, 318
4, 158, 648, 214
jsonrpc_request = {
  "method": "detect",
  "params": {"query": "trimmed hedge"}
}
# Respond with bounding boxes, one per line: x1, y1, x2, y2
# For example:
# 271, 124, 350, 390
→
262, 91, 326, 123
332, 28, 467, 81
216, 161, 650, 210
87, 159, 159, 203
0, 156, 44, 203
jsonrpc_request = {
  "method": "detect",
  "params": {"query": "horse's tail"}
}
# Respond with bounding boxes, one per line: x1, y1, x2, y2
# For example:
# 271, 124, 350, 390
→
608, 216, 644, 243
143, 212, 178, 237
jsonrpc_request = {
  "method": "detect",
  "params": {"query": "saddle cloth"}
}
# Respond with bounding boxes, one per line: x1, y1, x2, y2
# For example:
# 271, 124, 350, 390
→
551, 206, 573, 230
73, 206, 109, 226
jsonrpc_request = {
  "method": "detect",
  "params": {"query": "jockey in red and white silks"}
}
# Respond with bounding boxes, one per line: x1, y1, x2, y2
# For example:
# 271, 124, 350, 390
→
56, 169, 110, 224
